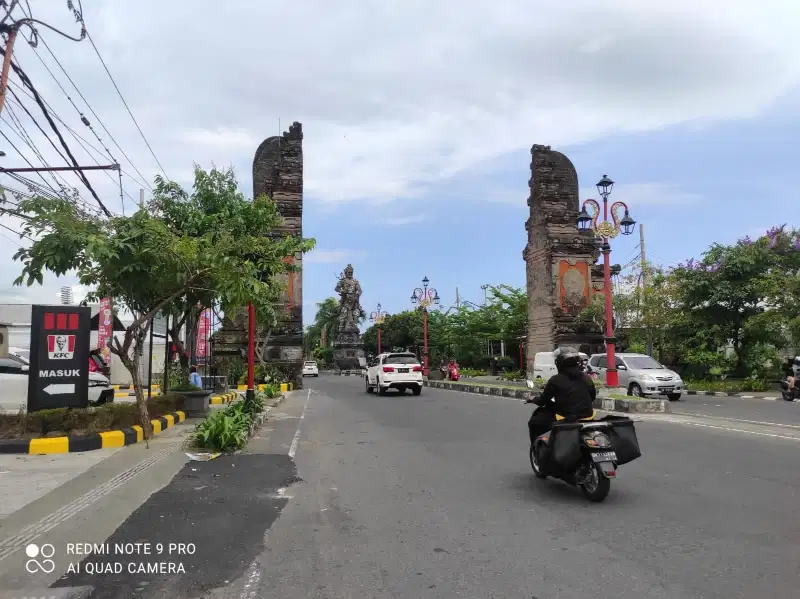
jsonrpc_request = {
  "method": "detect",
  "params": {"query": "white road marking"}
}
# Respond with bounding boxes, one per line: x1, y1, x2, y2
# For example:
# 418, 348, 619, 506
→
288, 389, 311, 459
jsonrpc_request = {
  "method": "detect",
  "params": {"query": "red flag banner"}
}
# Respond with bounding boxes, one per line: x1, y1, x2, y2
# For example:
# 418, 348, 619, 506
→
97, 297, 113, 364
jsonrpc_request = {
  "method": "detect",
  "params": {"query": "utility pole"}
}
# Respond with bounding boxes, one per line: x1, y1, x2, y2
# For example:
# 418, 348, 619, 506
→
139, 189, 145, 210
639, 223, 653, 356
455, 287, 460, 310
0, 26, 18, 116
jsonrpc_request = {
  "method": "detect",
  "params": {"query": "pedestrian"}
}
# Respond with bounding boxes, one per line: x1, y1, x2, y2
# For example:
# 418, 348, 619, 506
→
189, 365, 203, 389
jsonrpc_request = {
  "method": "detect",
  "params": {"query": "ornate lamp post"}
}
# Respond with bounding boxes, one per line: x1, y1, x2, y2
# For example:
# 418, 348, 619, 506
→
410, 276, 440, 376
369, 303, 389, 354
576, 175, 636, 388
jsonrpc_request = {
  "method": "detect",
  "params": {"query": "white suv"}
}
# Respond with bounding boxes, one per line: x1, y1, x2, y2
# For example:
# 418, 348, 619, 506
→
302, 361, 319, 377
365, 352, 423, 396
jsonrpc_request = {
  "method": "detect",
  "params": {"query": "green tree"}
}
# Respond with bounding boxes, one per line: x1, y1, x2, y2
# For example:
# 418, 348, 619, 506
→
669, 225, 800, 377
7, 173, 314, 440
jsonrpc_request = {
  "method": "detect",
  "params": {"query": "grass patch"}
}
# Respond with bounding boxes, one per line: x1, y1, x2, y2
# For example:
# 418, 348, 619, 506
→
0, 394, 186, 440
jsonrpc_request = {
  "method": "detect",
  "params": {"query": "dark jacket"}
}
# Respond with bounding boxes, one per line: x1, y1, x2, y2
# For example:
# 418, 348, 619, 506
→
534, 366, 596, 420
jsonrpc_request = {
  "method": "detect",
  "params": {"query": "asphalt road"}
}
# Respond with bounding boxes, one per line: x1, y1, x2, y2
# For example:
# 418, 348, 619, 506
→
57, 375, 800, 598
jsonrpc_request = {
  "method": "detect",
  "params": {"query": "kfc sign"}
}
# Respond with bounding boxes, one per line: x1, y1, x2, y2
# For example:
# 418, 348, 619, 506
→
28, 305, 90, 412
48, 334, 76, 359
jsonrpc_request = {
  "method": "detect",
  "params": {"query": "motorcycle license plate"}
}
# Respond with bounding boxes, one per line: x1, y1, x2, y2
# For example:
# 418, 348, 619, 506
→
397, 368, 409, 373
591, 452, 617, 462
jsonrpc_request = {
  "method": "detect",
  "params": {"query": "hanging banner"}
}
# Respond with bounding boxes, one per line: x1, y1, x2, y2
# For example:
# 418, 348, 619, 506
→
196, 309, 211, 363
97, 297, 113, 364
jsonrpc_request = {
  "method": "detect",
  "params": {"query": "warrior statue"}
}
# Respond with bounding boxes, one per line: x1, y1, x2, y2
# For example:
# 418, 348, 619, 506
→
335, 264, 364, 333
333, 264, 366, 371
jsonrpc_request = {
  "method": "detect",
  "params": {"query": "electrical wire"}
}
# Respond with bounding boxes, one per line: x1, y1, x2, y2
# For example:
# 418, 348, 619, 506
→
13, 27, 152, 192
0, 49, 111, 216
84, 30, 169, 180
7, 77, 141, 204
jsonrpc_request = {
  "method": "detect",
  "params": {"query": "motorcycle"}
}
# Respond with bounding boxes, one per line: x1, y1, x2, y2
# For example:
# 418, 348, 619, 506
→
524, 379, 641, 502
447, 363, 461, 381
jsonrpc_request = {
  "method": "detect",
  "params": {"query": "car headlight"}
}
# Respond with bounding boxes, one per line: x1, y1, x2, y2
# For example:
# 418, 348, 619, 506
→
640, 374, 655, 382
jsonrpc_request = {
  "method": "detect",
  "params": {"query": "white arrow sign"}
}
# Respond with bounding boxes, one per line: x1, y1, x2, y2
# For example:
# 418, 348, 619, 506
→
43, 384, 75, 395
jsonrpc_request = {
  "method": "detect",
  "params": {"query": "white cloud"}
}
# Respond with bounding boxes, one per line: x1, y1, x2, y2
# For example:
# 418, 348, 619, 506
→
1, 0, 799, 296
578, 183, 703, 207
304, 249, 363, 265
0, 0, 796, 213
380, 214, 427, 226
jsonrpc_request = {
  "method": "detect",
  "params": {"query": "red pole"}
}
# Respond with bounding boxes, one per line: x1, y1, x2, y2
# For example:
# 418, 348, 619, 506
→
377, 326, 382, 355
246, 301, 255, 402
601, 195, 619, 388
422, 308, 429, 376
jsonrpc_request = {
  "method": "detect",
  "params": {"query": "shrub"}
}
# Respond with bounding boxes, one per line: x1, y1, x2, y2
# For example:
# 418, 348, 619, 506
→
0, 394, 186, 439
193, 394, 269, 452
262, 383, 281, 399
502, 370, 524, 381
460, 368, 487, 377
684, 378, 769, 392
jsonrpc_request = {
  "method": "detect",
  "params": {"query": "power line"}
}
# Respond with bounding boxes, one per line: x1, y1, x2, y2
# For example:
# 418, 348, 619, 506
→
7, 76, 143, 200
84, 30, 168, 180
14, 25, 153, 192
0, 48, 111, 216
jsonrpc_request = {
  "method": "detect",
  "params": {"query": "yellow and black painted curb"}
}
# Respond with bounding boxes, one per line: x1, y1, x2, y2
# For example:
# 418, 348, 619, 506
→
210, 391, 238, 405
236, 382, 295, 393
0, 411, 187, 455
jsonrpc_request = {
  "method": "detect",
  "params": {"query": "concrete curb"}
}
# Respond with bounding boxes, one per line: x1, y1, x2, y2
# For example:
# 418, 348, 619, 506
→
0, 411, 187, 455
210, 391, 238, 405
248, 393, 288, 438
685, 389, 780, 401
593, 397, 671, 414
423, 380, 671, 413
235, 382, 296, 393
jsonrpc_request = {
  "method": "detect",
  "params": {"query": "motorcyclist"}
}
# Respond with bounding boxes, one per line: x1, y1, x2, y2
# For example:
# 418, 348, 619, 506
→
784, 357, 800, 399
527, 347, 596, 445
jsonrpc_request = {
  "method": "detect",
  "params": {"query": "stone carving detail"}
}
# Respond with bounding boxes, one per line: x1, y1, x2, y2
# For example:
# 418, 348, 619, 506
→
524, 144, 604, 370
213, 122, 305, 387
333, 265, 366, 371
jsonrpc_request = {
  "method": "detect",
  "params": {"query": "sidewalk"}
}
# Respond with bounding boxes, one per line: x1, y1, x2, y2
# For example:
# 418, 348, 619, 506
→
0, 419, 197, 591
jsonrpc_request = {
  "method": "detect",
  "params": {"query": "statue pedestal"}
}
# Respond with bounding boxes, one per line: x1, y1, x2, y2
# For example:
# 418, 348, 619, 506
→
334, 330, 365, 371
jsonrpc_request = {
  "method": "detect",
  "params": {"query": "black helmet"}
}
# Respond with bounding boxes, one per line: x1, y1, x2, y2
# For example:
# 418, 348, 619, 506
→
553, 346, 581, 370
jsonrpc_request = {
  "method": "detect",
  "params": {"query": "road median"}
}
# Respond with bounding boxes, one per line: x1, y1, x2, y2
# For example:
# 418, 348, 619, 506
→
423, 379, 671, 413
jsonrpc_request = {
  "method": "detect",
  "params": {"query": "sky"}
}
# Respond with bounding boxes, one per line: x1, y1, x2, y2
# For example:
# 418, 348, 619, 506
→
0, 0, 798, 328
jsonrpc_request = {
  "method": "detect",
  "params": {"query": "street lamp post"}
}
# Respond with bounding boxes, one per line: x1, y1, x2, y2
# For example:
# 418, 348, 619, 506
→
410, 277, 440, 376
369, 303, 389, 354
576, 175, 636, 388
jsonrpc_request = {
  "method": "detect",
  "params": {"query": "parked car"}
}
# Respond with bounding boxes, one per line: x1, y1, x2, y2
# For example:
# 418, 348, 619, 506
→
531, 350, 589, 381
302, 361, 319, 377
2, 347, 114, 406
365, 352, 423, 396
588, 352, 683, 400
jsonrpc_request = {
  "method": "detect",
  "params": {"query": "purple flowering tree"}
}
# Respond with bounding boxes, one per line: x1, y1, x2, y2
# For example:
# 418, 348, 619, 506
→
670, 225, 800, 377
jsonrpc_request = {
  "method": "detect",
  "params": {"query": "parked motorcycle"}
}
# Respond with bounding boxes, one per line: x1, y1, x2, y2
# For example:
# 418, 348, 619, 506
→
524, 380, 641, 502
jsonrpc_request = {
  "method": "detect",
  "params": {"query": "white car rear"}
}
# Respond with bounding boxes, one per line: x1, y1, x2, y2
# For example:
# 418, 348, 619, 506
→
302, 361, 319, 377
365, 352, 423, 396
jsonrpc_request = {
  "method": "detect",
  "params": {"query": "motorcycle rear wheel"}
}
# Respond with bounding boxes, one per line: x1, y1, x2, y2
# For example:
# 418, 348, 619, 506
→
580, 462, 611, 502
529, 445, 547, 479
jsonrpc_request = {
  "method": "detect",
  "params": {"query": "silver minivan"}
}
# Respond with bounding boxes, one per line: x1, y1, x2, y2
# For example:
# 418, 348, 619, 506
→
589, 353, 684, 400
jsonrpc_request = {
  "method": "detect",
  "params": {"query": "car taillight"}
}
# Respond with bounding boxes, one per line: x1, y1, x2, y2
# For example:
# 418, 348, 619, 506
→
383, 366, 394, 372
412, 365, 422, 372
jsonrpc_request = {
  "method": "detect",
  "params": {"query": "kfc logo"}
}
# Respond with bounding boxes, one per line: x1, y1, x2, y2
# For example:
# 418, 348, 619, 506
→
47, 334, 76, 360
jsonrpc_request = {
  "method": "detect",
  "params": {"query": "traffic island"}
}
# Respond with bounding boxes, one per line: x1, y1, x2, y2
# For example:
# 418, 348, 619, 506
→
190, 388, 288, 454
0, 394, 189, 454
424, 380, 671, 413
593, 397, 671, 414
